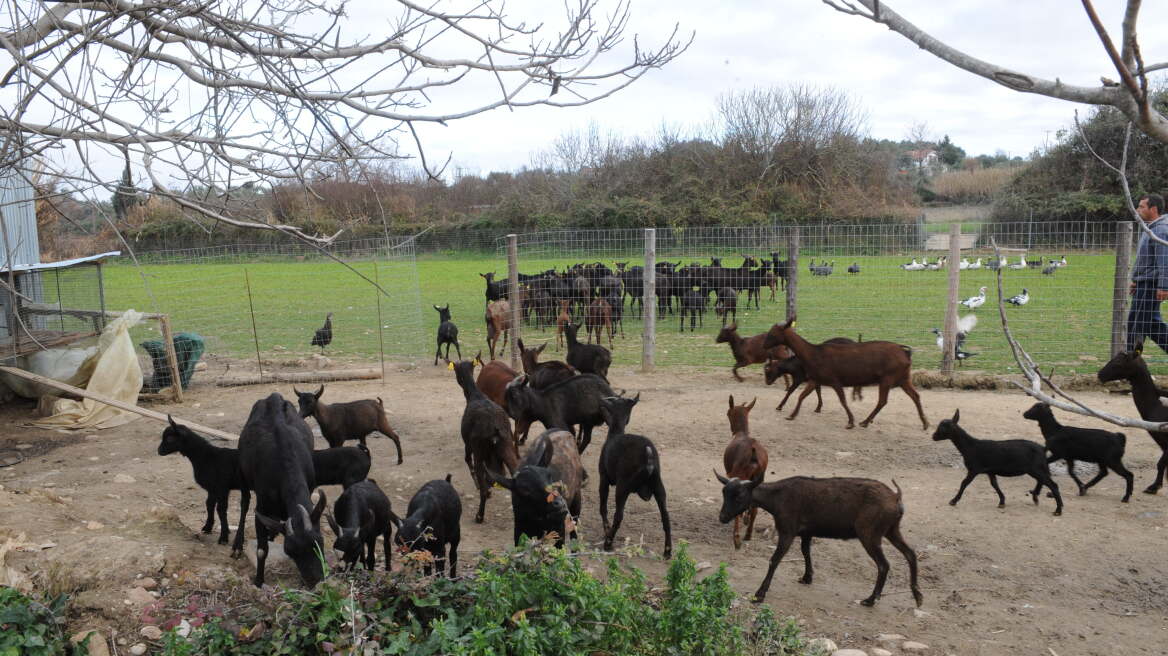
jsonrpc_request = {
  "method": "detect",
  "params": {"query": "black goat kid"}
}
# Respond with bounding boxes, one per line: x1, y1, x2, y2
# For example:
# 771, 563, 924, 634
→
327, 479, 393, 571
597, 395, 671, 558
433, 304, 462, 365
392, 474, 462, 577
1022, 402, 1133, 502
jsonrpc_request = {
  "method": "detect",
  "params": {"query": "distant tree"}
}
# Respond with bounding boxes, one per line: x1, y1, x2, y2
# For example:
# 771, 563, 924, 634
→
937, 135, 966, 167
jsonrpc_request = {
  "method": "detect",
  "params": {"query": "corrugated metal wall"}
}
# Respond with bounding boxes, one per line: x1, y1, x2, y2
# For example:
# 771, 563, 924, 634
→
0, 168, 38, 268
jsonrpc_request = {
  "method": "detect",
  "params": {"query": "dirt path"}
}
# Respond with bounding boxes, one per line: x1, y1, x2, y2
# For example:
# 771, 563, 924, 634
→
2, 363, 1165, 655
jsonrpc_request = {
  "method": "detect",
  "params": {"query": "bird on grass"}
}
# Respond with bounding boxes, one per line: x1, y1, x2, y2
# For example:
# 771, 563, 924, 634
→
311, 312, 333, 353
960, 287, 987, 310
847, 262, 860, 275
1042, 262, 1058, 275
932, 315, 978, 366
1007, 289, 1030, 306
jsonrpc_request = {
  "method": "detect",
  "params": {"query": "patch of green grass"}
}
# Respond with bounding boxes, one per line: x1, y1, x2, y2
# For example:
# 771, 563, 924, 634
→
103, 250, 1124, 374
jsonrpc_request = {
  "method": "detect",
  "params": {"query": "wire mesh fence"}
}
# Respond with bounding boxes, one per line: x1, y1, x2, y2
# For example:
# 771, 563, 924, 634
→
104, 237, 425, 387
496, 221, 1137, 377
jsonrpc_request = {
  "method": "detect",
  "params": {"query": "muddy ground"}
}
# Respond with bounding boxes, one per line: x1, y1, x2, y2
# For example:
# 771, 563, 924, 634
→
2, 362, 1166, 655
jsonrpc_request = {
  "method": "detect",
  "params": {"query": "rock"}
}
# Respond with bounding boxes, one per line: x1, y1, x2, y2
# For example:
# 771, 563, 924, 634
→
833, 650, 868, 656
139, 626, 163, 640
176, 619, 191, 638
913, 608, 932, 618
70, 630, 111, 656
875, 634, 906, 643
244, 539, 292, 574
126, 587, 154, 606
114, 474, 136, 484
808, 638, 838, 653
871, 649, 893, 656
902, 641, 930, 651
138, 577, 158, 590
695, 561, 712, 572
129, 643, 147, 656
86, 521, 104, 530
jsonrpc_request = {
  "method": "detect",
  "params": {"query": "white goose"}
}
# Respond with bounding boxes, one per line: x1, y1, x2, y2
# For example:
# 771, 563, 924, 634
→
1008, 255, 1027, 270
967, 257, 983, 270
960, 286, 987, 309
1006, 288, 1030, 306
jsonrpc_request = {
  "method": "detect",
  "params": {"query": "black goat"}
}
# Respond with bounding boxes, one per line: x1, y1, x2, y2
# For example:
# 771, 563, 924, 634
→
564, 322, 611, 380
714, 287, 737, 327
679, 288, 706, 332
597, 395, 671, 558
327, 479, 393, 571
238, 393, 327, 587
504, 373, 616, 454
158, 416, 250, 553
716, 472, 922, 607
392, 474, 462, 577
932, 409, 1063, 515
1022, 403, 1133, 502
312, 444, 371, 490
452, 358, 519, 523
433, 304, 462, 365
491, 430, 583, 548
294, 386, 403, 464
1097, 347, 1168, 494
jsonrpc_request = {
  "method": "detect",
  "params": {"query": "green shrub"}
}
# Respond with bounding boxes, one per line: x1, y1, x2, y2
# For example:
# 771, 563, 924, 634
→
161, 541, 812, 656
0, 587, 69, 656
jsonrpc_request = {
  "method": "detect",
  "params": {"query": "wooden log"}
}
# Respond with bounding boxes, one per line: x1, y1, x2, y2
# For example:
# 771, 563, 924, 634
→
0, 365, 238, 441
158, 315, 184, 403
215, 368, 383, 387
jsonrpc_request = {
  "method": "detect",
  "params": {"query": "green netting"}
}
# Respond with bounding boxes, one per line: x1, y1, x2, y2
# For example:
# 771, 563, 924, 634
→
141, 332, 205, 392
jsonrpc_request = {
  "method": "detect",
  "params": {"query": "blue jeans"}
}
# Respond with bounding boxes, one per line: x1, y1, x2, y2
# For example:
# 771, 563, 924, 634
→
1127, 283, 1168, 352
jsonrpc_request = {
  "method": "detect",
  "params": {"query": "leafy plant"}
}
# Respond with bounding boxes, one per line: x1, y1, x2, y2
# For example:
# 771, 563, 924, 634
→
0, 587, 69, 656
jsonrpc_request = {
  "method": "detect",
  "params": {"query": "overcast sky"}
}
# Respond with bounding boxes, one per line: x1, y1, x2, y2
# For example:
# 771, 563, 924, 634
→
409, 0, 1168, 178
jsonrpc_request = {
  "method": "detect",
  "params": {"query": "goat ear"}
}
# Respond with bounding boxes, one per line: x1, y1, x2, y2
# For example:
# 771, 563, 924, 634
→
474, 351, 483, 366
631, 392, 640, 404
728, 395, 735, 410
388, 511, 403, 529
326, 512, 340, 536
433, 304, 441, 312
167, 414, 178, 429
535, 342, 547, 354
713, 469, 730, 486
746, 397, 757, 411
517, 338, 526, 352
310, 490, 327, 523
256, 512, 286, 535
952, 408, 960, 424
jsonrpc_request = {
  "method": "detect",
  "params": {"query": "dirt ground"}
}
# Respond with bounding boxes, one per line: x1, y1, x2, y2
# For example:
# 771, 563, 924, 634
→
2, 362, 1167, 655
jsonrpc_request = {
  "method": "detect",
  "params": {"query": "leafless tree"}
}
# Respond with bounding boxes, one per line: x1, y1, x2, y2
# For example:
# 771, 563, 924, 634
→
0, 0, 689, 246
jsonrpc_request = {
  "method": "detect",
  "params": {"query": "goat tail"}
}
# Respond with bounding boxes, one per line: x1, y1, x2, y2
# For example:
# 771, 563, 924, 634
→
1116, 432, 1127, 451
445, 473, 453, 483
644, 446, 656, 477
891, 478, 904, 513
377, 397, 385, 408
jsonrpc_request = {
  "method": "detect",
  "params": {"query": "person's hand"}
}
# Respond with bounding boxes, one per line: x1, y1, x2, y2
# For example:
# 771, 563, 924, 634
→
1157, 289, 1168, 301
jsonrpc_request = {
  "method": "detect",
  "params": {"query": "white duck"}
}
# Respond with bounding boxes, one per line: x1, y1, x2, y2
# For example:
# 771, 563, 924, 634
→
967, 257, 983, 270
960, 286, 987, 309
958, 258, 970, 270
901, 258, 925, 271
927, 256, 946, 271
1008, 255, 1027, 270
931, 315, 978, 351
1006, 288, 1030, 306
1057, 255, 1068, 267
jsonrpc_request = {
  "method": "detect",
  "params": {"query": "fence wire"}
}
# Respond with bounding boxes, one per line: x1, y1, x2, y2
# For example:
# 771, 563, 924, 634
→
498, 221, 1137, 376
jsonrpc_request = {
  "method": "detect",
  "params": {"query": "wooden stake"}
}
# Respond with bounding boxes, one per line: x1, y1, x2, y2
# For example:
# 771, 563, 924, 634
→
158, 314, 183, 403
1112, 221, 1133, 356
243, 269, 263, 378
642, 228, 656, 372
507, 234, 521, 370
374, 262, 385, 382
785, 230, 799, 322
941, 223, 961, 375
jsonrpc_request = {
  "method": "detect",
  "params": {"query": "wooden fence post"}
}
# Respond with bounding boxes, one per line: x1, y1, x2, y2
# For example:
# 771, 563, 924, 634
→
785, 229, 799, 321
507, 234, 521, 370
158, 314, 184, 402
642, 228, 656, 372
941, 223, 962, 375
1112, 221, 1134, 356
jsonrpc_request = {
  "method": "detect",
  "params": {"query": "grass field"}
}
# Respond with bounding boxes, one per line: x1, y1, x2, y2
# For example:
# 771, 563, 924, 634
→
102, 250, 1125, 375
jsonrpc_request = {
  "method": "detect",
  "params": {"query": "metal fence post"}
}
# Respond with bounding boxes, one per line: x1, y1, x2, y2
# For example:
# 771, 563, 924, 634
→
941, 223, 962, 375
785, 229, 799, 321
642, 228, 656, 372
507, 234, 521, 370
1112, 221, 1133, 356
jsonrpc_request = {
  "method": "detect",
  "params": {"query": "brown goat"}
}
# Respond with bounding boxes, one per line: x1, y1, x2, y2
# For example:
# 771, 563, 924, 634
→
715, 323, 789, 382
555, 300, 572, 351
485, 300, 511, 360
763, 317, 927, 430
722, 395, 769, 549
585, 297, 613, 348
475, 352, 518, 409
764, 338, 864, 413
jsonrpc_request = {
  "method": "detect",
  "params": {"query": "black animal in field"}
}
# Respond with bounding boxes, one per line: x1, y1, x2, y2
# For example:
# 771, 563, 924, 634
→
311, 312, 333, 353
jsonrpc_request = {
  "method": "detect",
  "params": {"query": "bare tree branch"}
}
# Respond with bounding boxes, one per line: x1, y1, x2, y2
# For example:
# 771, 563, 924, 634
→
819, 0, 1168, 144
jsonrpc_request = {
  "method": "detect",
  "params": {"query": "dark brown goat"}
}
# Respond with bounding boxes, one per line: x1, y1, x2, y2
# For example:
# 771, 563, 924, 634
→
716, 473, 922, 607
763, 317, 927, 430
515, 340, 577, 444
475, 352, 521, 439
294, 386, 404, 464
764, 340, 864, 413
585, 297, 613, 347
1098, 346, 1168, 494
485, 299, 511, 361
722, 396, 768, 550
451, 358, 519, 523
556, 300, 572, 351
715, 323, 789, 382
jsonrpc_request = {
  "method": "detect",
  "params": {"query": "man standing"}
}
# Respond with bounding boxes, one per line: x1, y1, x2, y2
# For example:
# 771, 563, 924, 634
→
1128, 193, 1168, 351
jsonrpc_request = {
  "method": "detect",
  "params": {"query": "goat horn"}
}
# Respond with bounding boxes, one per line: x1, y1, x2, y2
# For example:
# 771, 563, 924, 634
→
713, 469, 731, 486
296, 504, 311, 533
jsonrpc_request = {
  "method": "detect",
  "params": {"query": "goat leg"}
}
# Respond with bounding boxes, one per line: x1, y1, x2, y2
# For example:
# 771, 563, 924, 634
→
1064, 459, 1089, 495
950, 472, 977, 506
1081, 465, 1109, 492
605, 485, 632, 552
1143, 450, 1167, 494
787, 384, 816, 420
798, 535, 814, 584
653, 478, 672, 559
598, 476, 612, 545
858, 536, 892, 607
988, 474, 1008, 507
753, 532, 795, 603
743, 506, 759, 543
733, 514, 742, 550
202, 494, 216, 534
887, 526, 924, 607
216, 491, 231, 545
232, 489, 250, 559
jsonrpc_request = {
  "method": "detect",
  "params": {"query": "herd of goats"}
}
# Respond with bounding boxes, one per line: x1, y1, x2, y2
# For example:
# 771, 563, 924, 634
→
155, 252, 1168, 610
